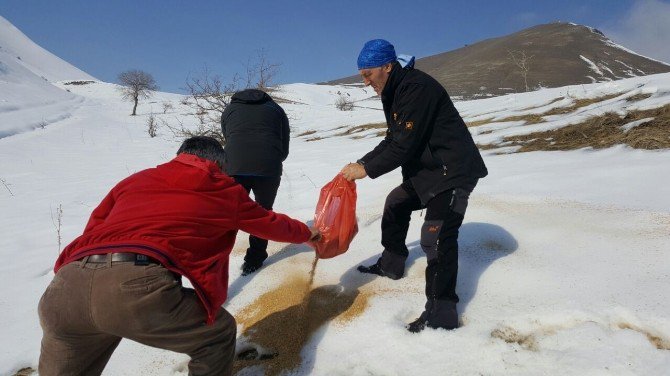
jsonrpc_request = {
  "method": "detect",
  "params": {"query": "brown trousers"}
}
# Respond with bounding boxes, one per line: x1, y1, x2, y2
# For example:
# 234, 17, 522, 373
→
38, 257, 236, 376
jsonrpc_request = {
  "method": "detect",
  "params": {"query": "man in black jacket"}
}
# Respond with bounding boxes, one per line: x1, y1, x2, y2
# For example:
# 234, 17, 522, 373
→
221, 89, 290, 275
341, 39, 488, 332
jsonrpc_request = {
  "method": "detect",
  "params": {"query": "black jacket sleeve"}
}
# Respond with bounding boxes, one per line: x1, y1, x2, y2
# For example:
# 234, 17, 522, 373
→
280, 107, 290, 161
359, 130, 391, 164
363, 83, 438, 179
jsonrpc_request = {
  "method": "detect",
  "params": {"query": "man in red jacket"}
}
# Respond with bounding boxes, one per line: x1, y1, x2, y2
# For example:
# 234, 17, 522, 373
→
38, 136, 319, 376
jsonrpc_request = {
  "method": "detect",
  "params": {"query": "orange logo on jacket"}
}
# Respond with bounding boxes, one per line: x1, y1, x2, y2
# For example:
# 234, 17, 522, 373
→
393, 113, 398, 121
405, 121, 414, 130
428, 225, 439, 232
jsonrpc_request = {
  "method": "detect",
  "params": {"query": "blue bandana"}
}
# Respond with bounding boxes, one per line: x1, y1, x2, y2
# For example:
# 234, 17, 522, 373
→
357, 39, 397, 70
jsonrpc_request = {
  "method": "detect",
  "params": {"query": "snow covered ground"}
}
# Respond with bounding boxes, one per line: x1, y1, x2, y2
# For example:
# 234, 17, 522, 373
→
1, 16, 670, 376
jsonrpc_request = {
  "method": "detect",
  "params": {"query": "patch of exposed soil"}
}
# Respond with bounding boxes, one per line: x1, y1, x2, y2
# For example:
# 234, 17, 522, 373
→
491, 326, 538, 351
617, 323, 670, 350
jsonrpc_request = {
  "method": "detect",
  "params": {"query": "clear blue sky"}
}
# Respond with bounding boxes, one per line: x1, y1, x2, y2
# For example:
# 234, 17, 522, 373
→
2, 0, 669, 93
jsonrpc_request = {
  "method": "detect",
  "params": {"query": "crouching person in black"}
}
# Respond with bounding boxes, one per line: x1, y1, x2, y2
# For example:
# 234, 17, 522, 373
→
341, 39, 488, 332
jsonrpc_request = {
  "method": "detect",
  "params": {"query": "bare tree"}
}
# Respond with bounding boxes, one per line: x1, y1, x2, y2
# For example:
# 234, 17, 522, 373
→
118, 70, 158, 115
508, 50, 534, 92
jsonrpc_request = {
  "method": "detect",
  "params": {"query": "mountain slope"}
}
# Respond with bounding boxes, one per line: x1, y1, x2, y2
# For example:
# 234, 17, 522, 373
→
329, 22, 670, 99
0, 15, 94, 138
0, 15, 94, 82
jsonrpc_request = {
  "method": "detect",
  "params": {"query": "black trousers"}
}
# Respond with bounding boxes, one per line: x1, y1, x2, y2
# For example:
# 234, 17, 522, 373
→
233, 175, 281, 266
381, 180, 475, 304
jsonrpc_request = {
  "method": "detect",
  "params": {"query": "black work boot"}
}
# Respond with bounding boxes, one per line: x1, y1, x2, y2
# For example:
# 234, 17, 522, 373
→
242, 247, 267, 276
406, 316, 427, 333
427, 300, 459, 330
406, 299, 458, 333
408, 300, 459, 333
241, 262, 262, 276
357, 250, 406, 280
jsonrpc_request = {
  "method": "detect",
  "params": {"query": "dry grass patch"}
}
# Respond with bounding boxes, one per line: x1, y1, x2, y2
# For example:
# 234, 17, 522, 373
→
297, 130, 317, 137
543, 93, 622, 116
335, 122, 386, 136
517, 97, 566, 112
626, 93, 654, 102
304, 123, 387, 141
469, 94, 623, 127
466, 118, 495, 127
480, 103, 670, 152
497, 113, 546, 125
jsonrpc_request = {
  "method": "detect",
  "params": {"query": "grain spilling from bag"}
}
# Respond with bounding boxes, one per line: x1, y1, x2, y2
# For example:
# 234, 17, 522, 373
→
233, 265, 369, 375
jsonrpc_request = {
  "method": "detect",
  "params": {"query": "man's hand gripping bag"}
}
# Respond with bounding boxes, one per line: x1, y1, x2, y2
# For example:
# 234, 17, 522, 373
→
310, 174, 358, 258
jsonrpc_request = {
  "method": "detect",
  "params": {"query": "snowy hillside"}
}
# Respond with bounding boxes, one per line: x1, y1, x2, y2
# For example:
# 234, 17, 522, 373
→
0, 15, 94, 138
0, 15, 94, 82
2, 71, 670, 375
1, 16, 669, 376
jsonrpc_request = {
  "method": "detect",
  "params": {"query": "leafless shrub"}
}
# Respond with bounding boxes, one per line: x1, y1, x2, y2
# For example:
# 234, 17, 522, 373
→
147, 114, 158, 138
183, 66, 236, 131
63, 80, 95, 86
1, 178, 13, 196
162, 101, 174, 114
118, 70, 158, 115
335, 94, 354, 111
163, 116, 226, 145
51, 204, 63, 253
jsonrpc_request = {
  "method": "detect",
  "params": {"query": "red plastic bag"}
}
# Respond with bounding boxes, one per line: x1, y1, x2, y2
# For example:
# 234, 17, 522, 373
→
310, 174, 358, 259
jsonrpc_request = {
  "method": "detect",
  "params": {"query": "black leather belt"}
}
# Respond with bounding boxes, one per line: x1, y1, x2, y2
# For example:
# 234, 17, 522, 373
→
84, 252, 160, 265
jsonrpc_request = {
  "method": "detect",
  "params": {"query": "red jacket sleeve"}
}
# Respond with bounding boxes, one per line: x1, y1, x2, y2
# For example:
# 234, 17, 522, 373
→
235, 188, 311, 243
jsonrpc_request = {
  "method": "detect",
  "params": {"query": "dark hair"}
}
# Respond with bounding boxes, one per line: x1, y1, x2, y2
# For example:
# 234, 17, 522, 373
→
176, 136, 226, 169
